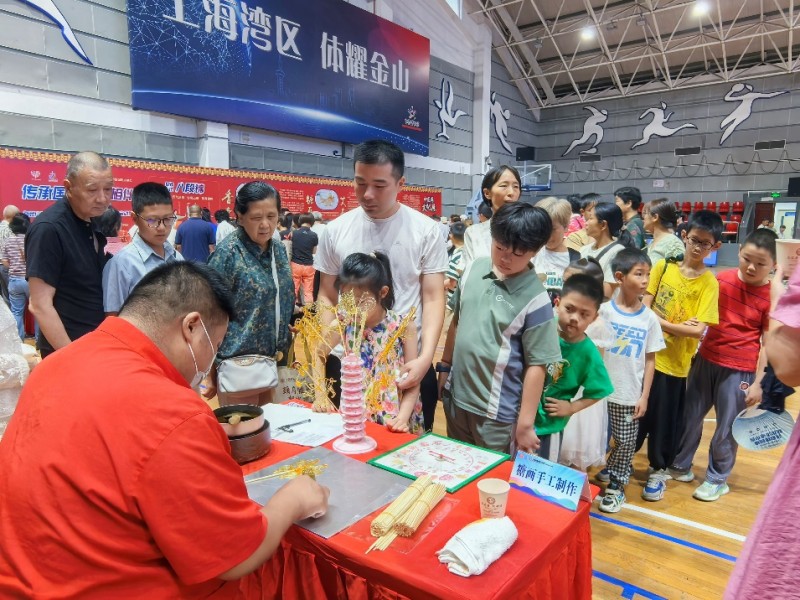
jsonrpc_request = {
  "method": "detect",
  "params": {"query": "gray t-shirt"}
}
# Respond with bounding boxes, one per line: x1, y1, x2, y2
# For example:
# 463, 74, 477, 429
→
451, 258, 561, 424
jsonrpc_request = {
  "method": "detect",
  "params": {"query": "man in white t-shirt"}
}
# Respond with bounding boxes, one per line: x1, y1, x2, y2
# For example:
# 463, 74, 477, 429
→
314, 140, 448, 430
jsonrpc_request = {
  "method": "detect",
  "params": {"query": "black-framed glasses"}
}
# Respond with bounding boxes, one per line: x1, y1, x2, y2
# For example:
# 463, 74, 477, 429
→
686, 236, 714, 251
134, 213, 177, 228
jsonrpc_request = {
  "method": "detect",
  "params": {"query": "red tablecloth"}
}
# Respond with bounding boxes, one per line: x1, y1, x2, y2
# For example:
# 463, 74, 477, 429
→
240, 420, 593, 600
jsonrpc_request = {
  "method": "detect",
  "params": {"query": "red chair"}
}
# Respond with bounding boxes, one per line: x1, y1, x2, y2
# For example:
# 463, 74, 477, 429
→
731, 213, 742, 223
694, 201, 704, 212
681, 201, 691, 214
674, 202, 681, 210
706, 201, 717, 212
723, 221, 739, 241
732, 201, 744, 214
719, 201, 730, 214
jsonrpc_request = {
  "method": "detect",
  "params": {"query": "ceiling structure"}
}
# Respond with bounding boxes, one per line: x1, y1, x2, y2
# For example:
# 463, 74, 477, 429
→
467, 0, 800, 109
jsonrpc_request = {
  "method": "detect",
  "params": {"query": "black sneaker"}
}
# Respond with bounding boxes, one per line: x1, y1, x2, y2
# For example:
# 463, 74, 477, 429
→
595, 468, 610, 483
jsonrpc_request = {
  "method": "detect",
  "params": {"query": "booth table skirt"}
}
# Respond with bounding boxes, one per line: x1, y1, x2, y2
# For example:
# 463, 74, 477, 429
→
240, 414, 593, 600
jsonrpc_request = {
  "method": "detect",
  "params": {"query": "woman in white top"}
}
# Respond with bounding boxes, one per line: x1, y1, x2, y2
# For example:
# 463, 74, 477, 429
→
462, 166, 521, 268
642, 198, 685, 264
580, 202, 636, 298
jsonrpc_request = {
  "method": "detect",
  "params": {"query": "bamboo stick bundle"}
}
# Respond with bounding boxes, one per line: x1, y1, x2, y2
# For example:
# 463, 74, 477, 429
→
393, 483, 446, 537
370, 474, 433, 537
365, 530, 398, 554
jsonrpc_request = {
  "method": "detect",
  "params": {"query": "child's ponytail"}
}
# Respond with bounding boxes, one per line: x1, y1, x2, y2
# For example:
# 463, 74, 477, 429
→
337, 251, 395, 310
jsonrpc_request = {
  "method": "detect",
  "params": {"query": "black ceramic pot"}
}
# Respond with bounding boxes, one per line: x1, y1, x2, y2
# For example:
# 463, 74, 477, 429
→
227, 421, 272, 464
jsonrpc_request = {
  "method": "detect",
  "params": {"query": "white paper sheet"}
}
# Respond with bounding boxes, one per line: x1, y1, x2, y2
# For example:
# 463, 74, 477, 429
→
261, 403, 344, 447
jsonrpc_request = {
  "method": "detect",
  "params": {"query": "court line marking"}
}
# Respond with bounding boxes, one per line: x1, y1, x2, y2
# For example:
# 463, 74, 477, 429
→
590, 512, 737, 562
618, 502, 746, 542
593, 570, 667, 600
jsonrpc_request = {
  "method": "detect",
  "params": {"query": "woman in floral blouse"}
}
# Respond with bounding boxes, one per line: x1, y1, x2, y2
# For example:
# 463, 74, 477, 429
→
207, 181, 294, 405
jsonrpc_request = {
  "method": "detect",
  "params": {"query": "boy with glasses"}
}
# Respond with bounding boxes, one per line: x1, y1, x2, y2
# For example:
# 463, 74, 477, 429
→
636, 210, 722, 501
103, 182, 183, 315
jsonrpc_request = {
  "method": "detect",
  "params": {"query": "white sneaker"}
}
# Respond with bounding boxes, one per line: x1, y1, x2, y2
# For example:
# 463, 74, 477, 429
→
693, 481, 730, 502
642, 470, 668, 502
667, 467, 695, 482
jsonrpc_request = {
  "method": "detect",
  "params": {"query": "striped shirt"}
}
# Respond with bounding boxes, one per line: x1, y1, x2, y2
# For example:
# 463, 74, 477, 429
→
699, 269, 770, 373
1, 234, 26, 278
445, 247, 463, 307
450, 257, 562, 423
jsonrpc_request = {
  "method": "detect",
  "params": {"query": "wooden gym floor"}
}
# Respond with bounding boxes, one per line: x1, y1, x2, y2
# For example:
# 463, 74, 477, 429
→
431, 331, 796, 600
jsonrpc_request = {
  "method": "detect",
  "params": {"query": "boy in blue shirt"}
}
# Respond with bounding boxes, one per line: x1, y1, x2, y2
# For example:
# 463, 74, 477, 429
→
103, 183, 183, 315
438, 203, 561, 454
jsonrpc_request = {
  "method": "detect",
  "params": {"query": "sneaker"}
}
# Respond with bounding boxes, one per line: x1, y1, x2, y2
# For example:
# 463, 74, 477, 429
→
693, 481, 730, 502
642, 471, 668, 501
599, 483, 625, 513
595, 468, 610, 483
667, 467, 695, 482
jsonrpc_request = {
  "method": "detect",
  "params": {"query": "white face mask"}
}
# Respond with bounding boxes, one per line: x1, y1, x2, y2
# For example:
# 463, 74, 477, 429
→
187, 318, 216, 391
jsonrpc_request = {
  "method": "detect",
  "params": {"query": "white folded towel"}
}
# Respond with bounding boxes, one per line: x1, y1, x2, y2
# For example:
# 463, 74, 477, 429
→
436, 516, 518, 577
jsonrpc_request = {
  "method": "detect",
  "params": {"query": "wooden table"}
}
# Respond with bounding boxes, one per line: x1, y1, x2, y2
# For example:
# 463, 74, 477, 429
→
240, 420, 594, 600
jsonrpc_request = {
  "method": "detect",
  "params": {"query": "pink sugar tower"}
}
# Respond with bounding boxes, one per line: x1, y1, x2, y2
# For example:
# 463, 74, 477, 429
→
333, 353, 377, 454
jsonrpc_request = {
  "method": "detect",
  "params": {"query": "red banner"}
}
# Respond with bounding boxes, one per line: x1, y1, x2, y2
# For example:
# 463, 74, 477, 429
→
0, 148, 442, 230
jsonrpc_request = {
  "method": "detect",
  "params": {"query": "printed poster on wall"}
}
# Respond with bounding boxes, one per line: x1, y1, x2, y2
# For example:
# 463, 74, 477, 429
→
0, 148, 441, 231
126, 0, 431, 155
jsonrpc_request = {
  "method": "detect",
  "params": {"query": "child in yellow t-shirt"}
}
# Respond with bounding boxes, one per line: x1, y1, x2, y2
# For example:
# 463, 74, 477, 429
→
637, 210, 722, 502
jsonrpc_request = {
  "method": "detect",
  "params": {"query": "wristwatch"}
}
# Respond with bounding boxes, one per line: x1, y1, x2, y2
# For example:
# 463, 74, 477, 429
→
435, 362, 451, 373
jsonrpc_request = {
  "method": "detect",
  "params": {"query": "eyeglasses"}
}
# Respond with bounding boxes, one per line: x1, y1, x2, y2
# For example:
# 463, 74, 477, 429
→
134, 213, 177, 228
685, 236, 715, 251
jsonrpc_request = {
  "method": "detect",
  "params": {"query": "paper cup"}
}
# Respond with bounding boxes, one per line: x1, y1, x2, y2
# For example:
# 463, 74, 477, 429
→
776, 239, 800, 278
478, 478, 510, 518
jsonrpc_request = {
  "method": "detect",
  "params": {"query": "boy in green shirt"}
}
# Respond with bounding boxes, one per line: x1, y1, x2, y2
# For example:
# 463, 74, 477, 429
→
536, 274, 615, 461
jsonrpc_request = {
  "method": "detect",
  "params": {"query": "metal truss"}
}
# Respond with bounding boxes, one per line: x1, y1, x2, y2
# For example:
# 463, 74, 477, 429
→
467, 0, 800, 108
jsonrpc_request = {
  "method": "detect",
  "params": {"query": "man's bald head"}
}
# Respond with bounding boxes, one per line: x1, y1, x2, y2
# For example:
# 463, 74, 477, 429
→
3, 205, 19, 222
188, 205, 202, 217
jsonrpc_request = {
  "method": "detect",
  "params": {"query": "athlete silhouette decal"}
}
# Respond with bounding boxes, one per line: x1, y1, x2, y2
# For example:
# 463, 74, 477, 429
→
489, 92, 513, 154
434, 78, 467, 140
563, 106, 608, 156
631, 102, 696, 149
719, 83, 788, 145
